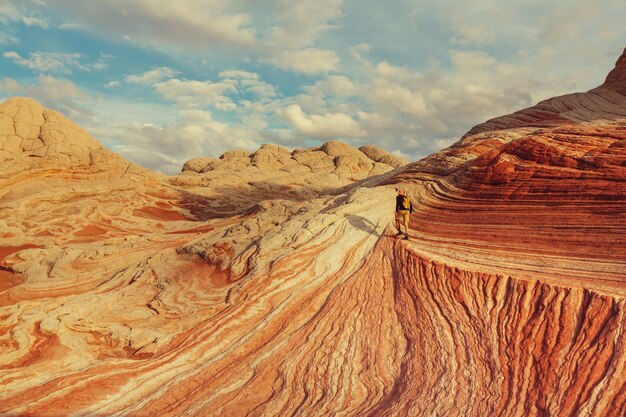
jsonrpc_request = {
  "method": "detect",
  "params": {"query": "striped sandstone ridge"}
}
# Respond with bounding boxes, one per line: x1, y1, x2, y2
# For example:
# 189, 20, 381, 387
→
378, 48, 626, 416
0, 48, 624, 417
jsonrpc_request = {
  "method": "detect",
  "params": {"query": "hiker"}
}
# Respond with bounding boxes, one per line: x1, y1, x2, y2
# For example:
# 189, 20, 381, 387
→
395, 188, 412, 240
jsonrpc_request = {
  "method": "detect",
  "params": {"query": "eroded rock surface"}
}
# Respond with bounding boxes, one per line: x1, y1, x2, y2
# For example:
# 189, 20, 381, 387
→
0, 48, 625, 417
378, 48, 626, 416
176, 140, 405, 201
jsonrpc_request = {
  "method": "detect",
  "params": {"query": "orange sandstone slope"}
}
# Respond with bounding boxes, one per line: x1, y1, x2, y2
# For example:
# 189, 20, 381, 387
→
0, 48, 624, 417
0, 97, 404, 416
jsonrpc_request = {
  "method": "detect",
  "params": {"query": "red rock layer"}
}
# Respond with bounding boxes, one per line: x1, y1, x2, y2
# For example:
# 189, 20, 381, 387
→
603, 47, 626, 94
389, 50, 626, 298
382, 240, 626, 417
372, 49, 626, 415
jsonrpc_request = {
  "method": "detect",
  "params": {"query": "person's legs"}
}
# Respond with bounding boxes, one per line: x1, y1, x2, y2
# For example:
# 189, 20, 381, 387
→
403, 211, 410, 238
395, 213, 403, 235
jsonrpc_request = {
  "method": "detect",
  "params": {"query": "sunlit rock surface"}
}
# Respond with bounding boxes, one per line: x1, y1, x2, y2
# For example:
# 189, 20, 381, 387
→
176, 141, 406, 205
0, 48, 625, 417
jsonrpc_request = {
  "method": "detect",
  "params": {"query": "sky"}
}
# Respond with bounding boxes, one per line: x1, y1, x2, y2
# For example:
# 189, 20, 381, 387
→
0, 1, 625, 174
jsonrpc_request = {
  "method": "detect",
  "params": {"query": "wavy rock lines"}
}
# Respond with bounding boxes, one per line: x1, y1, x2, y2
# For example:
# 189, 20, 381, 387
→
384, 240, 626, 417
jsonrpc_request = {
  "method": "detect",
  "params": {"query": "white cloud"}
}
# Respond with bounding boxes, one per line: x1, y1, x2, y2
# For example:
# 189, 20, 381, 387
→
258, 0, 344, 74
449, 50, 497, 69
0, 2, 52, 42
0, 75, 93, 122
0, 77, 22, 93
273, 47, 542, 160
268, 0, 343, 49
218, 70, 277, 99
30, 1, 347, 75
304, 75, 357, 97
218, 69, 258, 80
3, 51, 111, 73
264, 48, 340, 74
450, 25, 495, 46
409, 1, 512, 47
0, 2, 20, 23
366, 78, 434, 119
0, 33, 18, 45
359, 51, 535, 145
349, 43, 371, 62
279, 104, 365, 139
540, 1, 601, 44
90, 52, 113, 71
102, 109, 260, 173
125, 67, 179, 85
22, 16, 50, 28
154, 79, 238, 110
42, 0, 257, 50
407, 0, 626, 93
28, 76, 87, 102
242, 80, 277, 99
58, 22, 84, 30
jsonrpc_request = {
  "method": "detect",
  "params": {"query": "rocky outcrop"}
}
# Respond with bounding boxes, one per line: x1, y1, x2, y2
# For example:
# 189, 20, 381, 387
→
0, 97, 99, 163
603, 46, 626, 94
176, 141, 406, 198
0, 97, 151, 180
0, 49, 625, 417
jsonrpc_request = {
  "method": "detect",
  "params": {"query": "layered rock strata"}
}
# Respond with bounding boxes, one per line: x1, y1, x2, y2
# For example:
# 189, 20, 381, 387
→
0, 48, 625, 417
377, 48, 626, 416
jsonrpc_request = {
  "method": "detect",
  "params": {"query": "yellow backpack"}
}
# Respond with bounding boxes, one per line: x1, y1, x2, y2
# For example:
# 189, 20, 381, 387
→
402, 195, 411, 210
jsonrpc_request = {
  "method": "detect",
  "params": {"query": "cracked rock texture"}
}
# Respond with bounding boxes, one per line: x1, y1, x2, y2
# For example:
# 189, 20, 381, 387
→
177, 141, 406, 199
0, 48, 625, 417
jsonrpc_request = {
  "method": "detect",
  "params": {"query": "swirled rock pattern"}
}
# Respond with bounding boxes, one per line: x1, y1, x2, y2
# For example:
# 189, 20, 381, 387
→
0, 48, 625, 417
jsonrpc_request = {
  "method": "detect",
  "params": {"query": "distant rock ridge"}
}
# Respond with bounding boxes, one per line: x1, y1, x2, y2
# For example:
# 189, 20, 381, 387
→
463, 47, 626, 138
175, 140, 407, 198
182, 142, 405, 175
0, 97, 407, 193
0, 97, 150, 179
603, 46, 626, 94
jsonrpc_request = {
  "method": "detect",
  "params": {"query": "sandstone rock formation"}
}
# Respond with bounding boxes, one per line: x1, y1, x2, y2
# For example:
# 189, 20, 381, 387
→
371, 48, 626, 417
176, 140, 406, 202
0, 97, 151, 180
0, 48, 625, 417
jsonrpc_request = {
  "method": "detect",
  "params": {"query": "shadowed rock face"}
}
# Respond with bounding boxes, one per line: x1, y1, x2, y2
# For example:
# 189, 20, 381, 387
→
0, 49, 625, 417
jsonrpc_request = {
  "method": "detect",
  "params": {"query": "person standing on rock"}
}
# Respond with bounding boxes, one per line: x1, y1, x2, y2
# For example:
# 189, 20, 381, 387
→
395, 188, 413, 240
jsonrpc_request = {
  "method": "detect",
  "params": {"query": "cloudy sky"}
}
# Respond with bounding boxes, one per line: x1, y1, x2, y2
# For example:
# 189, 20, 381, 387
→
1, 0, 624, 173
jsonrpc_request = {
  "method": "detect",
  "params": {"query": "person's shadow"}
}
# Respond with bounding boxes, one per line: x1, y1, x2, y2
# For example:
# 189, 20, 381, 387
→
346, 215, 381, 236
